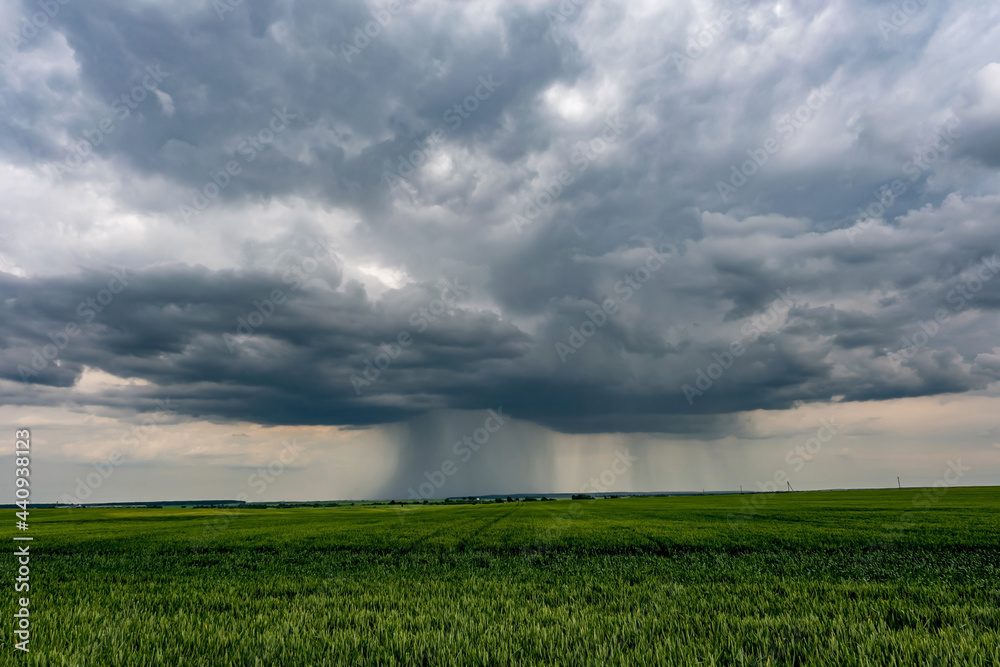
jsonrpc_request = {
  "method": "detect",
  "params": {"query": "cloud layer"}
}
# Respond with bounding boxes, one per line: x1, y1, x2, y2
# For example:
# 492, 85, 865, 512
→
2, 0, 999, 439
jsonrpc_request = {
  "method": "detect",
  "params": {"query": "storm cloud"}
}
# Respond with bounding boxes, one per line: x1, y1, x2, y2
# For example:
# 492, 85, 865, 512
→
2, 0, 999, 442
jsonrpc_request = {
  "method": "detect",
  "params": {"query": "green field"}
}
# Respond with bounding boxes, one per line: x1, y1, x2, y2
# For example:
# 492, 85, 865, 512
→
7, 487, 1000, 666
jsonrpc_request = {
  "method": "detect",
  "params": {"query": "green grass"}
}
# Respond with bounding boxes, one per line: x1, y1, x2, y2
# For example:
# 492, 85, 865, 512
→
5, 487, 1000, 665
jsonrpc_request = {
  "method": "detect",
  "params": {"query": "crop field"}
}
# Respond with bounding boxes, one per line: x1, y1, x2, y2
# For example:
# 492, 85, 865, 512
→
6, 487, 1000, 666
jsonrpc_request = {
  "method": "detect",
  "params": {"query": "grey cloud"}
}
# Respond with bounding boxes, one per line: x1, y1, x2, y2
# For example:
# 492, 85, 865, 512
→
1, 0, 999, 439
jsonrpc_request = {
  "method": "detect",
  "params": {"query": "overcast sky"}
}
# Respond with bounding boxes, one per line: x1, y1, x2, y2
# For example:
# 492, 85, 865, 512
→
1, 0, 999, 503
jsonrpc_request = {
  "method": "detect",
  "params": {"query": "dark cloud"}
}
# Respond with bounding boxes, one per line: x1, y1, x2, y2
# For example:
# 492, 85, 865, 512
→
1, 0, 999, 438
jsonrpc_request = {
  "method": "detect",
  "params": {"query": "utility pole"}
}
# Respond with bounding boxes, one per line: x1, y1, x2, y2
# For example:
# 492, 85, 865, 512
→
740, 485, 743, 494
897, 476, 901, 489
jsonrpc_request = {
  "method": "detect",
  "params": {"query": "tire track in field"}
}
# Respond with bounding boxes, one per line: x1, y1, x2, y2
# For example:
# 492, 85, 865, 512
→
393, 504, 519, 551
391, 508, 475, 550
452, 503, 522, 551
626, 524, 665, 551
630, 512, 684, 555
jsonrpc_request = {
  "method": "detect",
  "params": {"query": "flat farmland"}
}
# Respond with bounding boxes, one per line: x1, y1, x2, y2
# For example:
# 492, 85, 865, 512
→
7, 488, 1000, 666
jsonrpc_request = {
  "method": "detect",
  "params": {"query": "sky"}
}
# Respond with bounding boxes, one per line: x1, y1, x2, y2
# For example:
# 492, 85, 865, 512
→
1, 0, 999, 503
